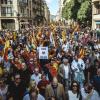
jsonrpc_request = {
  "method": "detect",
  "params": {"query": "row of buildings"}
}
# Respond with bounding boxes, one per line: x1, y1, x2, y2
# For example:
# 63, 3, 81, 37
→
0, 0, 50, 30
58, 0, 100, 30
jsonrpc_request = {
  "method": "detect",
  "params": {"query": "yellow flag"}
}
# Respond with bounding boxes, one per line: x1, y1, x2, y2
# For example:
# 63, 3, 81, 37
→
62, 31, 66, 41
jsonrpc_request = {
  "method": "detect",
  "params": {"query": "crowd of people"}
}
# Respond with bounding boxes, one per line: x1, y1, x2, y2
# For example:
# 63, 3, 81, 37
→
0, 25, 100, 100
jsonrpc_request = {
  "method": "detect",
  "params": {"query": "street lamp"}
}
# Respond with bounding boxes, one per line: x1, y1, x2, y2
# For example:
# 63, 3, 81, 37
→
17, 13, 20, 32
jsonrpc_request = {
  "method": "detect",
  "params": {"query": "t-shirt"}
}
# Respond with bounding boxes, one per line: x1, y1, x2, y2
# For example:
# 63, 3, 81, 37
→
68, 90, 79, 100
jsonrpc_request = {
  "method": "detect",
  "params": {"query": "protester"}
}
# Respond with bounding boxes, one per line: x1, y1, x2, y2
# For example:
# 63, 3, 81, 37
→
0, 78, 8, 100
37, 74, 49, 97
91, 68, 100, 96
45, 77, 66, 100
7, 73, 26, 100
58, 58, 71, 90
67, 81, 80, 100
71, 55, 85, 87
0, 23, 99, 100
31, 67, 42, 85
81, 82, 100, 100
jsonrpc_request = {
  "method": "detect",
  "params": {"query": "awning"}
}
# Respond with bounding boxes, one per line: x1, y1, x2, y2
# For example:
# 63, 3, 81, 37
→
96, 21, 100, 24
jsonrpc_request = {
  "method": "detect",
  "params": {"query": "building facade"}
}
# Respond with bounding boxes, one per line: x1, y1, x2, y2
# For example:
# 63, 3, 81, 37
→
58, 0, 64, 20
44, 1, 50, 24
92, 0, 100, 30
0, 0, 49, 30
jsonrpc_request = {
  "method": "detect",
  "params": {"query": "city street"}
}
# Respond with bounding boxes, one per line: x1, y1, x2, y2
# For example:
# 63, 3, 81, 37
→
0, 0, 100, 100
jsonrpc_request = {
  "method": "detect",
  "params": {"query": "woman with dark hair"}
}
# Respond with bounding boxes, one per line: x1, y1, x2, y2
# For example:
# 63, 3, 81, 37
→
67, 81, 80, 100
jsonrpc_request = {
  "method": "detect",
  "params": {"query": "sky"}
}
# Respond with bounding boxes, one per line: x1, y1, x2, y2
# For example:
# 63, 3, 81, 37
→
45, 0, 59, 15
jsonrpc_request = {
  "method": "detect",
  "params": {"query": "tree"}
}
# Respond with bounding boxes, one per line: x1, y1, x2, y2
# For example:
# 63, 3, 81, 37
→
71, 0, 81, 21
62, 1, 73, 20
77, 0, 92, 26
62, 0, 92, 27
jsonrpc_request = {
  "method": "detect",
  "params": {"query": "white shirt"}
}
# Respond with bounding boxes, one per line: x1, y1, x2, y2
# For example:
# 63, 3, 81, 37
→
68, 90, 79, 100
71, 59, 85, 73
64, 65, 69, 79
31, 73, 41, 85
62, 42, 70, 52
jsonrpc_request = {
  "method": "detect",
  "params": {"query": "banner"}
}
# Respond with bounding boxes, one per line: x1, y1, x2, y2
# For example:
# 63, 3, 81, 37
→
39, 47, 48, 59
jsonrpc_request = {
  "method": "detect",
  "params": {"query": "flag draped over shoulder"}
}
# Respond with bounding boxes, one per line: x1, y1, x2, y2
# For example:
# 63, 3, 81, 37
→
79, 48, 85, 59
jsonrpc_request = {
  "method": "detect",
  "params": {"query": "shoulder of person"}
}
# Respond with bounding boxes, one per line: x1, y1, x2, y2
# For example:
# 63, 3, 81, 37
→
68, 90, 72, 94
59, 64, 64, 68
93, 90, 99, 95
46, 84, 51, 89
58, 83, 64, 88
37, 94, 45, 100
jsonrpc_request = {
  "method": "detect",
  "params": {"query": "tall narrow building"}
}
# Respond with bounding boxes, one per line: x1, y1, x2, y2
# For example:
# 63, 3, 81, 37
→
92, 0, 100, 29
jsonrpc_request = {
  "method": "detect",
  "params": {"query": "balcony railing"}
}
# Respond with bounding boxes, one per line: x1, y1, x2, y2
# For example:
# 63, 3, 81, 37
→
1, 13, 14, 17
1, 4, 13, 7
92, 0, 100, 2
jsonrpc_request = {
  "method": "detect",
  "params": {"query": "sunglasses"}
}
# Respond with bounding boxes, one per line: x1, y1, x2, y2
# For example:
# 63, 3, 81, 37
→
73, 85, 78, 87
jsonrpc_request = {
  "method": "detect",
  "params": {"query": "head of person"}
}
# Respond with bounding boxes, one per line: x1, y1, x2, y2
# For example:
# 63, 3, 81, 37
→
14, 73, 21, 84
30, 80, 37, 89
41, 74, 46, 81
63, 58, 69, 65
52, 77, 58, 88
97, 68, 100, 76
84, 82, 93, 93
95, 60, 99, 68
30, 89, 38, 99
34, 67, 39, 75
71, 81, 80, 94
74, 55, 78, 62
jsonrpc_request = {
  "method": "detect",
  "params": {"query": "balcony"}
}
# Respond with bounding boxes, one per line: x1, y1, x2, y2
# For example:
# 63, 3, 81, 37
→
93, 14, 100, 20
1, 13, 14, 17
1, 4, 13, 7
92, 0, 100, 2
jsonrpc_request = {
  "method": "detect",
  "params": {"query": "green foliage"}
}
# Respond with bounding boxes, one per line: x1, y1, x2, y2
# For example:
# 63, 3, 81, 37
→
62, 1, 73, 19
62, 0, 92, 26
71, 0, 81, 21
77, 0, 90, 21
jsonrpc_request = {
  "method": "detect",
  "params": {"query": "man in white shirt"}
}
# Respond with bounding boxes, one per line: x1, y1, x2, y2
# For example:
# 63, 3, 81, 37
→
58, 58, 71, 90
31, 67, 41, 85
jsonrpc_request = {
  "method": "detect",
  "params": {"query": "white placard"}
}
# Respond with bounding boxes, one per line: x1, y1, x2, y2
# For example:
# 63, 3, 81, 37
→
39, 47, 48, 59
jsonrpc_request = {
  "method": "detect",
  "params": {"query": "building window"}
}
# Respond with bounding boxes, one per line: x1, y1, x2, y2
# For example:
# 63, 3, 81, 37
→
1, 7, 13, 16
1, 0, 7, 4
1, 0, 12, 4
7, 0, 13, 4
1, 7, 6, 16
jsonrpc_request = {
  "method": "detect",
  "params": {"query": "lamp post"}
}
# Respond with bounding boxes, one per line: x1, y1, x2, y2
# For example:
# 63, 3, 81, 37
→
17, 13, 20, 32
